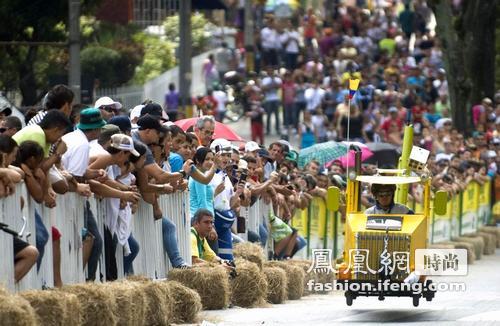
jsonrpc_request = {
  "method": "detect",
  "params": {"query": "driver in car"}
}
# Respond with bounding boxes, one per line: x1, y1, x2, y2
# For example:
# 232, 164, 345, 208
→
365, 183, 414, 214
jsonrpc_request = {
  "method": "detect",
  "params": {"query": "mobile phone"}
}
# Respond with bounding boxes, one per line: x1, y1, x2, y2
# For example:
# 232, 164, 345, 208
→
190, 164, 196, 173
239, 173, 247, 184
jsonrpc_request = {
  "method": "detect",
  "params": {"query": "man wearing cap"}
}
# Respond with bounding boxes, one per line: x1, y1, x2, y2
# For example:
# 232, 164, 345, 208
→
95, 96, 122, 121
244, 141, 261, 158
89, 124, 121, 157
194, 116, 216, 147
89, 134, 141, 280
131, 114, 196, 269
209, 139, 247, 260
140, 102, 169, 122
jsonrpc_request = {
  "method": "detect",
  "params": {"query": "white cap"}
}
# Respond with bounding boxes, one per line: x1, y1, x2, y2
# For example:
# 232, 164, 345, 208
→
487, 150, 497, 158
435, 153, 453, 162
435, 118, 452, 130
245, 141, 260, 152
130, 105, 144, 120
95, 96, 122, 110
238, 159, 248, 171
110, 134, 139, 156
389, 106, 398, 113
210, 138, 232, 154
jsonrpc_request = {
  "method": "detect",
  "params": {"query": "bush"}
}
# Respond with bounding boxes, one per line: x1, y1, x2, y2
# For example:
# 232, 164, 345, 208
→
81, 45, 121, 87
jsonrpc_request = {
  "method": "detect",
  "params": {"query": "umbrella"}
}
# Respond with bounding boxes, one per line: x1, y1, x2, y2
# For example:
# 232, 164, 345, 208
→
364, 142, 400, 167
174, 118, 243, 141
298, 141, 348, 168
338, 147, 374, 168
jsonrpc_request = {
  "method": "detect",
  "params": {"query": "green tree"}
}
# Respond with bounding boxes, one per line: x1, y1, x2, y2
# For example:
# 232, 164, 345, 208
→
132, 32, 175, 85
163, 13, 211, 55
428, 0, 497, 135
0, 0, 101, 105
81, 45, 121, 87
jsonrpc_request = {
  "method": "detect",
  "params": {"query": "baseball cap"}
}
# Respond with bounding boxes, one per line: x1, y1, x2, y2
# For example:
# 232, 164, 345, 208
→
210, 138, 232, 154
257, 148, 272, 160
110, 134, 140, 156
141, 103, 168, 121
95, 96, 122, 110
108, 116, 132, 133
137, 115, 168, 133
389, 106, 398, 113
101, 124, 121, 137
245, 141, 260, 152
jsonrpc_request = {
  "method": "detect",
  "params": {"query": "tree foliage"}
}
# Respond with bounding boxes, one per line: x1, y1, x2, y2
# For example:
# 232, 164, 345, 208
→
131, 32, 175, 85
428, 0, 496, 134
163, 12, 211, 56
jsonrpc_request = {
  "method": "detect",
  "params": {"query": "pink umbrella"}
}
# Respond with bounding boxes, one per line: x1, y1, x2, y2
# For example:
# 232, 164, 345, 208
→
338, 146, 374, 168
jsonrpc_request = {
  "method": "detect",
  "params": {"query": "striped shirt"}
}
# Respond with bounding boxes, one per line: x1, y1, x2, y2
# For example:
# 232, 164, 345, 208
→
27, 111, 47, 126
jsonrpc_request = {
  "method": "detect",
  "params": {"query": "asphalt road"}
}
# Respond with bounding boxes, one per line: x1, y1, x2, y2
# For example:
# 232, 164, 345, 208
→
199, 249, 500, 325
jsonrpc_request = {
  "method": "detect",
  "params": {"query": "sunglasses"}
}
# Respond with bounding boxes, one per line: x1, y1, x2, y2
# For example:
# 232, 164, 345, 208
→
100, 105, 119, 113
0, 128, 6, 133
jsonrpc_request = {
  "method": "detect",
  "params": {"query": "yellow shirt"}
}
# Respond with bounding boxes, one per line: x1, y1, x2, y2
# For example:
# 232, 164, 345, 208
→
12, 125, 51, 158
190, 227, 217, 263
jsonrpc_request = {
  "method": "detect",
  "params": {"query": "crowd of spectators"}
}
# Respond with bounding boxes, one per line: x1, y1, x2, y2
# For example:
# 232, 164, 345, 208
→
2, 1, 499, 285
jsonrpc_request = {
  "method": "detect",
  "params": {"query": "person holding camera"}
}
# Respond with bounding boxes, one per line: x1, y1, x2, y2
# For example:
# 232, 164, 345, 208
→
209, 139, 249, 260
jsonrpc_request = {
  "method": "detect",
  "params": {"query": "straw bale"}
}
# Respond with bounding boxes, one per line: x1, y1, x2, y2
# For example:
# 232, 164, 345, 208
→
0, 286, 10, 296
61, 283, 116, 326
264, 261, 305, 300
168, 265, 230, 310
138, 280, 171, 326
102, 281, 146, 326
233, 242, 265, 270
0, 293, 38, 326
289, 259, 335, 295
474, 232, 496, 255
479, 226, 500, 247
428, 243, 456, 250
445, 241, 476, 264
125, 274, 151, 282
20, 290, 79, 326
262, 267, 287, 304
452, 236, 484, 260
231, 258, 267, 307
166, 280, 202, 324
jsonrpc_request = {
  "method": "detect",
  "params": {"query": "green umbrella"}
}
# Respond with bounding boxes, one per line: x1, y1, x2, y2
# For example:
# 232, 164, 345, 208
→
298, 141, 348, 168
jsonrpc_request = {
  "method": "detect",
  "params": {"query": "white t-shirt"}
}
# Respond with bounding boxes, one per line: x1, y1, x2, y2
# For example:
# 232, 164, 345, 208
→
61, 128, 90, 177
261, 27, 280, 50
213, 90, 228, 113
89, 140, 108, 158
305, 87, 325, 111
279, 30, 300, 53
261, 76, 282, 102
210, 171, 234, 211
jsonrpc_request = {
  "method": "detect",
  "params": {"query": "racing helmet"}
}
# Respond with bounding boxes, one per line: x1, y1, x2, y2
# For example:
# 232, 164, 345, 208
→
371, 183, 396, 196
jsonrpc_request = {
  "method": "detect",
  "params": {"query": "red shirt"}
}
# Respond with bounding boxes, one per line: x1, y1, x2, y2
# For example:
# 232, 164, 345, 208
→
381, 117, 403, 138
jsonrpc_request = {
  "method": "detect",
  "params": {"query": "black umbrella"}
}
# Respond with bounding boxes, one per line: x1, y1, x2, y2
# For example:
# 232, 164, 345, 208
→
364, 142, 401, 167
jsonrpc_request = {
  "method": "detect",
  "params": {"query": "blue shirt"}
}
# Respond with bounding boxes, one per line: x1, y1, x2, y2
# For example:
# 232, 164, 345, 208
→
169, 153, 183, 172
189, 177, 214, 218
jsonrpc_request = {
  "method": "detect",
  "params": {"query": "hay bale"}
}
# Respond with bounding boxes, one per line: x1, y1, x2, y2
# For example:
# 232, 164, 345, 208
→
446, 241, 476, 264
233, 242, 265, 270
452, 236, 484, 260
168, 265, 230, 310
479, 226, 500, 247
0, 294, 38, 326
0, 286, 10, 296
20, 290, 80, 326
231, 258, 267, 307
264, 261, 305, 300
475, 232, 496, 255
125, 274, 150, 282
262, 267, 287, 304
289, 260, 335, 295
61, 283, 116, 326
428, 243, 456, 249
137, 281, 171, 326
102, 281, 146, 326
166, 281, 202, 324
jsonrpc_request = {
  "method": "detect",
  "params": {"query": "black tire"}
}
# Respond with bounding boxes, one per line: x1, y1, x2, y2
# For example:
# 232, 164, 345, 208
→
413, 295, 420, 307
345, 291, 354, 306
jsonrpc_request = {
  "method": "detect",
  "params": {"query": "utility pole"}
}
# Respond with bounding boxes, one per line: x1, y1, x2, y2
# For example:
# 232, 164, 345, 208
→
179, 0, 192, 118
68, 0, 81, 103
244, 0, 254, 72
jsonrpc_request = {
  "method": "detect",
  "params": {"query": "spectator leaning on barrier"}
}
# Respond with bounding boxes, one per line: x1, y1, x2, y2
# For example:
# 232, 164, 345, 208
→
190, 208, 234, 271
28, 84, 74, 126
0, 116, 22, 137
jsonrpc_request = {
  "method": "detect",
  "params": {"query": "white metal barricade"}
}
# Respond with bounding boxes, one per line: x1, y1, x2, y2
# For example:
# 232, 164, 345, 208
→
158, 191, 191, 269
54, 192, 85, 285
